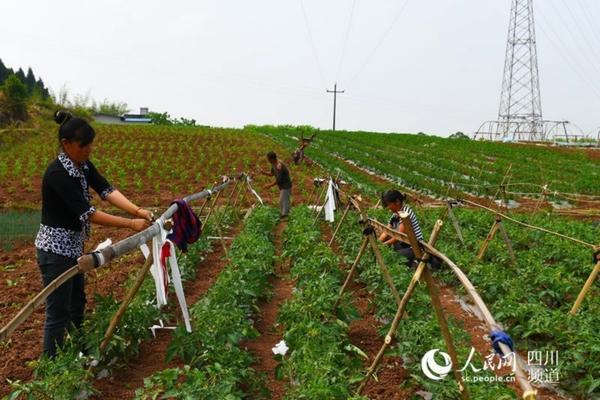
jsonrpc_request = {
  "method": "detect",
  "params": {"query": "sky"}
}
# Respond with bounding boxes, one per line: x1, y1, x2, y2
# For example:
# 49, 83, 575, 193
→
1, 0, 599, 137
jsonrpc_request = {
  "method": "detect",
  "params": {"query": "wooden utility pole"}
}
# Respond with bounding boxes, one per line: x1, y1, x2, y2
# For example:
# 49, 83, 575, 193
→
326, 82, 345, 131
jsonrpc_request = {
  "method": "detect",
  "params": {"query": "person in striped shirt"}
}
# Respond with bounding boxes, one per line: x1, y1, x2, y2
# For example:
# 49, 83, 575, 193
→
378, 189, 441, 269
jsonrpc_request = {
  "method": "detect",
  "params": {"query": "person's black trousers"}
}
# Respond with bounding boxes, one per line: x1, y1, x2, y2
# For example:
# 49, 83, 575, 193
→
36, 249, 86, 357
394, 242, 442, 269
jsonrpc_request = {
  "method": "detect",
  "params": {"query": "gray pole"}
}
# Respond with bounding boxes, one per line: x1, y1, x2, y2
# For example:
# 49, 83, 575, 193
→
327, 82, 345, 131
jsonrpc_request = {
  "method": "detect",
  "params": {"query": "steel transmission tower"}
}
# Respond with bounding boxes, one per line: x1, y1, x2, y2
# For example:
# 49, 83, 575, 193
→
476, 0, 546, 141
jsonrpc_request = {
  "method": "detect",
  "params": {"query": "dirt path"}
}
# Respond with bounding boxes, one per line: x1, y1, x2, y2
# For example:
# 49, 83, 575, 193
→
242, 220, 293, 400
324, 228, 413, 399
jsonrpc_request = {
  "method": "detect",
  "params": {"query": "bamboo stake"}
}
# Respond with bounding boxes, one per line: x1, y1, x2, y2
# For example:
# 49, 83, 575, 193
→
311, 181, 328, 218
202, 189, 223, 230
328, 202, 352, 247
357, 220, 444, 394
402, 215, 469, 400
231, 179, 246, 210
97, 251, 154, 357
333, 237, 368, 310
569, 258, 600, 315
446, 202, 465, 246
368, 234, 401, 307
477, 219, 500, 260
0, 266, 80, 341
497, 220, 516, 264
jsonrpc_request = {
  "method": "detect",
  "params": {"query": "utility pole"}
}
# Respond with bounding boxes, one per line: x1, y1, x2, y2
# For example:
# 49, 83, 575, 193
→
326, 82, 345, 131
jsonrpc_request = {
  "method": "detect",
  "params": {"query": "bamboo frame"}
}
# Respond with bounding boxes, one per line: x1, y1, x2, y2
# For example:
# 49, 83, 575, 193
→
0, 180, 231, 341
369, 218, 537, 398
357, 220, 445, 395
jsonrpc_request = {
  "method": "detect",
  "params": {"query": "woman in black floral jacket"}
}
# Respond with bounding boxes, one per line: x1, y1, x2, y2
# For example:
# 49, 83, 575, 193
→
34, 111, 152, 357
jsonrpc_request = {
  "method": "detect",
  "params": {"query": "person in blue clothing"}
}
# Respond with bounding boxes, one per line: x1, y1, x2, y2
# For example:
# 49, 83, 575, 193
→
378, 189, 441, 269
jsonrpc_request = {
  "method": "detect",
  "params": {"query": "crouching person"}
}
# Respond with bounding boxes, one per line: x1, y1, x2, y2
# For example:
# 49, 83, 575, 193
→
378, 189, 442, 269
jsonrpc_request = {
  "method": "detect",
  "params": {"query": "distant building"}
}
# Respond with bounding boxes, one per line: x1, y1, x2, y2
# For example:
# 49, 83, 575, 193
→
94, 107, 152, 125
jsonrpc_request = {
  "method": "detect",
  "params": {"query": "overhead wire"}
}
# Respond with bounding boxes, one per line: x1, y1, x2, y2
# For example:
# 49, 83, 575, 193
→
347, 0, 410, 84
335, 0, 357, 83
298, 0, 327, 87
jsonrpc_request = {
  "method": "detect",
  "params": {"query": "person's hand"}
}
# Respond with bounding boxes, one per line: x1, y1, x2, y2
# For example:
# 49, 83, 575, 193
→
130, 218, 151, 232
136, 208, 154, 221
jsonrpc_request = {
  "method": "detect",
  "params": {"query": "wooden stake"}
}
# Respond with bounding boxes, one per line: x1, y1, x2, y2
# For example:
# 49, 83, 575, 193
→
368, 234, 401, 307
477, 219, 500, 260
570, 258, 600, 315
0, 266, 80, 341
357, 220, 444, 395
311, 181, 328, 218
328, 202, 351, 247
402, 216, 469, 400
333, 236, 368, 310
202, 189, 223, 230
98, 251, 154, 356
446, 202, 465, 246
497, 220, 516, 264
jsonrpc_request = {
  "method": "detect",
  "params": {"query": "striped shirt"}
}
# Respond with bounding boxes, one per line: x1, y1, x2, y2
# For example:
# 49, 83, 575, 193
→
389, 205, 424, 241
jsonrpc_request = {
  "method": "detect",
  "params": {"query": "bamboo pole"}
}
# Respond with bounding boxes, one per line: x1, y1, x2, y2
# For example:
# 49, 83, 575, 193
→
401, 214, 469, 400
569, 258, 600, 315
0, 266, 79, 341
461, 198, 597, 249
497, 220, 516, 264
357, 220, 444, 395
368, 234, 401, 307
333, 237, 368, 310
477, 219, 500, 260
97, 251, 154, 357
328, 202, 352, 247
202, 189, 223, 231
311, 181, 328, 218
446, 202, 465, 246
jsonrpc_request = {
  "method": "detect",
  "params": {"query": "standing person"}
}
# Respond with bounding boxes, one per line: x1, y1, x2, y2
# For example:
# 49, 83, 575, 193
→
378, 189, 441, 269
35, 110, 153, 357
260, 151, 292, 218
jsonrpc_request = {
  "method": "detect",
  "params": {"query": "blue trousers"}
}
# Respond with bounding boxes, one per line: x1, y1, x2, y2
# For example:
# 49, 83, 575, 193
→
394, 242, 442, 269
36, 249, 86, 357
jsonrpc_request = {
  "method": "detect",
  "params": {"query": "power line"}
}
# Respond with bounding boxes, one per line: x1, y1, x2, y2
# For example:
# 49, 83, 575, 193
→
535, 4, 600, 100
335, 0, 357, 82
299, 0, 326, 86
347, 0, 410, 84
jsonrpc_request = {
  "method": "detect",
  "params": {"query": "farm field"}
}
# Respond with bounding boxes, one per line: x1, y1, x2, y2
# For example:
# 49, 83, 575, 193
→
0, 124, 599, 399
256, 125, 600, 212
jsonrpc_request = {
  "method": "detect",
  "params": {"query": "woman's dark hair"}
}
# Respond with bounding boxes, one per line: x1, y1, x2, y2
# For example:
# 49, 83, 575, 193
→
381, 189, 406, 206
266, 151, 277, 161
54, 110, 95, 147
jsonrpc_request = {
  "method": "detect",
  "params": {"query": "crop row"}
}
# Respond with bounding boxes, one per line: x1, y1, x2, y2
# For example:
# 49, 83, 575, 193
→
135, 206, 278, 399
276, 206, 365, 399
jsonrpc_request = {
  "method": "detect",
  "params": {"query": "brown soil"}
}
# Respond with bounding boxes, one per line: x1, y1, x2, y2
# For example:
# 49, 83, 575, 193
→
242, 220, 293, 400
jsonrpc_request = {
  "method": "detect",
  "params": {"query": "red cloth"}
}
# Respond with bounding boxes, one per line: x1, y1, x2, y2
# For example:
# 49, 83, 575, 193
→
160, 241, 171, 295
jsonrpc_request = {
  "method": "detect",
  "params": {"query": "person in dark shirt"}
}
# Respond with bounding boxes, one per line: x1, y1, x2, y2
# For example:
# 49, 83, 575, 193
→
378, 189, 441, 269
260, 151, 292, 218
35, 110, 152, 357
